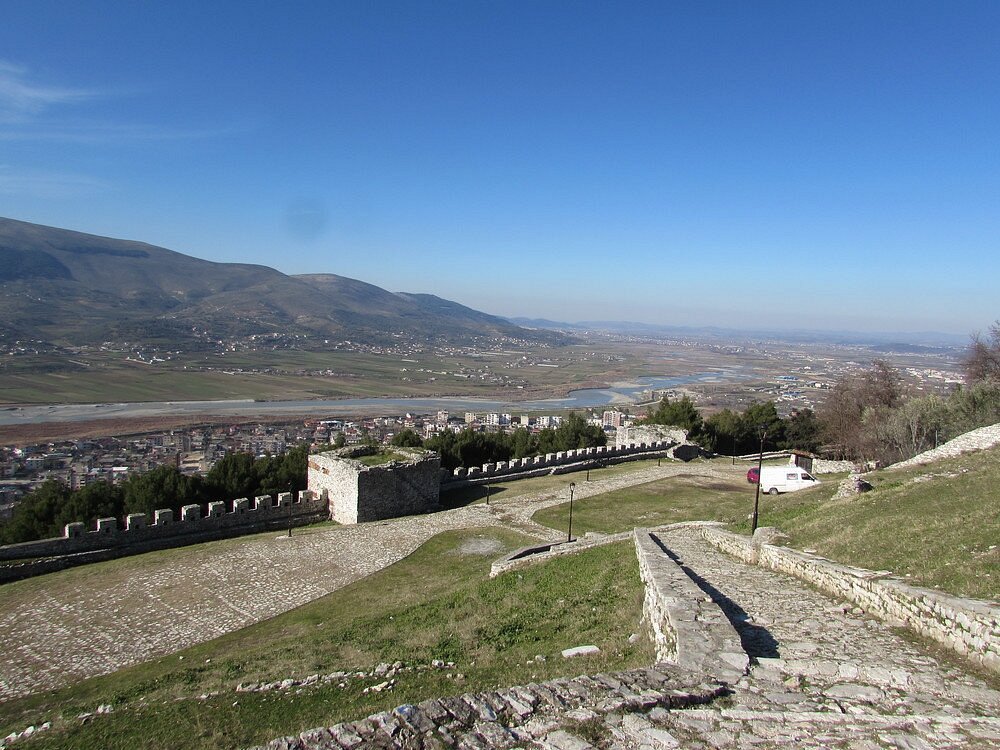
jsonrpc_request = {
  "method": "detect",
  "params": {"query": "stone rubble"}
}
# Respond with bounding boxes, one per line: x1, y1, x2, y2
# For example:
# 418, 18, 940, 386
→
235, 661, 456, 695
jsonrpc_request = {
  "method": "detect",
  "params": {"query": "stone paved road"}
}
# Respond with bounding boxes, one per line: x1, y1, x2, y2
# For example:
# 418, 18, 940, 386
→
608, 526, 1000, 750
257, 523, 1000, 750
0, 462, 733, 700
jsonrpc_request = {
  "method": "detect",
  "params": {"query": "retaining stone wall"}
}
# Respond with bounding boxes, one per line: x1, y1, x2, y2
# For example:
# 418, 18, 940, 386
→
701, 526, 1000, 675
489, 531, 634, 577
0, 490, 328, 562
891, 423, 1000, 470
633, 528, 748, 683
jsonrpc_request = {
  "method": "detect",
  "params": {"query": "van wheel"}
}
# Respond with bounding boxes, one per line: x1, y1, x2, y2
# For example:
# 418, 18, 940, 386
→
768, 488, 779, 495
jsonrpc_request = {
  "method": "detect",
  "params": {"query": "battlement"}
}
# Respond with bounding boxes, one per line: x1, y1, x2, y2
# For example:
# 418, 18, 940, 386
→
444, 440, 676, 485
0, 489, 328, 562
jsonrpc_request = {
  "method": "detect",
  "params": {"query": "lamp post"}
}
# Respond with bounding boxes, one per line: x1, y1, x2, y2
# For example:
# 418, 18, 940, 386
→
567, 482, 576, 543
287, 493, 292, 538
750, 427, 766, 534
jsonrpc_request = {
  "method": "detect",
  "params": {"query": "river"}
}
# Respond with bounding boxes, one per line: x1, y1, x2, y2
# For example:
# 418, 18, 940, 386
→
0, 372, 742, 426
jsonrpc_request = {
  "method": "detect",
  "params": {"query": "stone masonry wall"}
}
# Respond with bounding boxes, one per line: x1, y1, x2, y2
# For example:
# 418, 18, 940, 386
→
444, 441, 676, 488
489, 531, 634, 577
701, 526, 1000, 675
0, 490, 328, 562
308, 448, 440, 525
634, 527, 748, 684
616, 425, 687, 448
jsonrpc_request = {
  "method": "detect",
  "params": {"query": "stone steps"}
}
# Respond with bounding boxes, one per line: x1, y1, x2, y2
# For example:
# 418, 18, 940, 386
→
254, 668, 727, 749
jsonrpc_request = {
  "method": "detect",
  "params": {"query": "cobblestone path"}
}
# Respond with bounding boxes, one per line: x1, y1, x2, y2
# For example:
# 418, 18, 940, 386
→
0, 463, 732, 700
614, 527, 1000, 749
260, 525, 1000, 750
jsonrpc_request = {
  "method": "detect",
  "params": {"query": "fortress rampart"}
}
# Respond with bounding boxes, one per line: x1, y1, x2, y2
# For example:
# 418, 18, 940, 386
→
308, 447, 441, 524
442, 440, 676, 486
0, 490, 328, 576
1, 441, 672, 582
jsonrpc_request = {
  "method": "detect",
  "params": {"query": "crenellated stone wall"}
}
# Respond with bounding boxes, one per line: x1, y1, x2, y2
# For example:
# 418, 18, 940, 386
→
308, 447, 441, 524
444, 440, 677, 488
701, 525, 1000, 675
616, 424, 687, 448
0, 489, 328, 571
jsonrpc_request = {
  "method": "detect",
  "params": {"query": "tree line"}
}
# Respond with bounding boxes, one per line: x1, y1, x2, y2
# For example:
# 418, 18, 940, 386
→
392, 412, 608, 471
1, 446, 308, 546
640, 394, 822, 456
817, 327, 1000, 465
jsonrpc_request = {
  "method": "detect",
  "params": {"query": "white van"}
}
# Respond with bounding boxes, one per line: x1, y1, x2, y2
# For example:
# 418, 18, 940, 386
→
758, 465, 819, 495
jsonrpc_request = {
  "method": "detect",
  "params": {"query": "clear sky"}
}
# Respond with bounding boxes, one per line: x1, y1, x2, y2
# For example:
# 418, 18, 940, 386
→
1, 1, 997, 335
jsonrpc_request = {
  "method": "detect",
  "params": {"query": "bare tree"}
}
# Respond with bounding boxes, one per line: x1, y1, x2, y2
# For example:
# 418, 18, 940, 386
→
964, 321, 1000, 383
819, 359, 906, 462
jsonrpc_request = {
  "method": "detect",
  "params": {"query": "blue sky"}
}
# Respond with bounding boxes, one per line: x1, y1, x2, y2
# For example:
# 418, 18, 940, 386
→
1, 1, 997, 335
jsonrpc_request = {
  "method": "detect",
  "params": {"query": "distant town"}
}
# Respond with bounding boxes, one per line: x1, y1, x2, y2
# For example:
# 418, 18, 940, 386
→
0, 406, 649, 517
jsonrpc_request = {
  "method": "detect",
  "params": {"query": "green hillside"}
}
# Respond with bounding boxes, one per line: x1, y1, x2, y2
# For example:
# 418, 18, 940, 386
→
755, 446, 1000, 602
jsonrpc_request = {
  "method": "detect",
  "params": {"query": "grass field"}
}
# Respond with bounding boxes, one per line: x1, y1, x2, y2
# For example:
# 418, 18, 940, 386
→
751, 447, 1000, 602
0, 529, 651, 750
0, 344, 650, 405
531, 469, 754, 535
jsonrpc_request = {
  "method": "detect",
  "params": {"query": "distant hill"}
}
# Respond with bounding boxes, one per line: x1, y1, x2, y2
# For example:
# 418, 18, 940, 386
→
0, 217, 561, 348
506, 316, 967, 348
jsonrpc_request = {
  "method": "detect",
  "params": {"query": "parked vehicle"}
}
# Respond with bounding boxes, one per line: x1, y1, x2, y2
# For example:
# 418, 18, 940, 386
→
757, 465, 819, 494
746, 466, 759, 484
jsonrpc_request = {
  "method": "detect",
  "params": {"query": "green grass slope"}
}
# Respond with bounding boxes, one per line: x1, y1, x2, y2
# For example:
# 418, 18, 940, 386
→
755, 446, 1000, 602
531, 450, 998, 602
0, 529, 651, 750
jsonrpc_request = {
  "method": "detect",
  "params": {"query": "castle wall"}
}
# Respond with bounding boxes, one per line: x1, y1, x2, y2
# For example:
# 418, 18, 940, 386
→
308, 448, 441, 525
0, 490, 328, 563
442, 440, 676, 488
616, 425, 687, 448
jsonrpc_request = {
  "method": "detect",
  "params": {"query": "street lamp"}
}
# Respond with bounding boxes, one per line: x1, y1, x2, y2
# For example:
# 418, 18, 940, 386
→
567, 482, 576, 543
750, 427, 766, 534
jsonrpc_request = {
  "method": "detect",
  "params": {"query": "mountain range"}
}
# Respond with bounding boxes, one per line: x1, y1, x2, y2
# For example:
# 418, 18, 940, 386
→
0, 217, 560, 348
